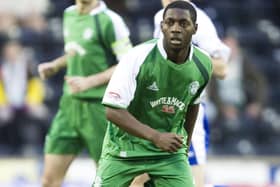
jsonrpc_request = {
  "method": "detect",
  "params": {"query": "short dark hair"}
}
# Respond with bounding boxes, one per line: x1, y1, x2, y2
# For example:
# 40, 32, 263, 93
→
163, 1, 197, 24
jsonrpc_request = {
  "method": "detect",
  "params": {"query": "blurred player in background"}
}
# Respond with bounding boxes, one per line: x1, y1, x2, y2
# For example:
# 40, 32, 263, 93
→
131, 0, 230, 187
94, 1, 212, 186
38, 0, 132, 186
0, 39, 47, 154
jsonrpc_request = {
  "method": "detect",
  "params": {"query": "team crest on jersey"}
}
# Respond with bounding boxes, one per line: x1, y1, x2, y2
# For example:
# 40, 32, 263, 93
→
189, 81, 200, 95
65, 42, 86, 56
83, 28, 93, 40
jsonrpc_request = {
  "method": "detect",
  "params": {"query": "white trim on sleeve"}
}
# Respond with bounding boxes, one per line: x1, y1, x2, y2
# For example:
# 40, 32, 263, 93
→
102, 42, 157, 108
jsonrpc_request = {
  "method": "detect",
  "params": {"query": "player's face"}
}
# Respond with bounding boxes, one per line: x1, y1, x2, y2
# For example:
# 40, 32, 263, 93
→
161, 8, 197, 51
161, 0, 190, 7
3, 41, 22, 62
76, 0, 96, 5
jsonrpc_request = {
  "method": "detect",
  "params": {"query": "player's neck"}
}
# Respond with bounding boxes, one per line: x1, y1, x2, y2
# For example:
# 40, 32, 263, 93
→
77, 1, 99, 15
164, 41, 191, 64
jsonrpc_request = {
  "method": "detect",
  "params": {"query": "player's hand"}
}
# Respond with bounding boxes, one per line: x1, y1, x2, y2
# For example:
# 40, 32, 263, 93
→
65, 76, 92, 94
38, 62, 59, 80
246, 103, 261, 118
151, 132, 183, 153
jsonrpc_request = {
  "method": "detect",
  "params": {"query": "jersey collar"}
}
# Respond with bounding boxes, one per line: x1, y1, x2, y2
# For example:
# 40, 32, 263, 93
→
90, 1, 107, 16
157, 38, 194, 61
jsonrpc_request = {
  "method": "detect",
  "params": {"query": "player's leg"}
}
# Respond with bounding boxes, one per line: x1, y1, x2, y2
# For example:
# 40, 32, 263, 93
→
94, 158, 145, 187
189, 143, 207, 187
149, 155, 194, 187
42, 154, 75, 187
42, 96, 83, 187
129, 173, 151, 187
188, 103, 209, 187
80, 101, 107, 162
191, 164, 205, 187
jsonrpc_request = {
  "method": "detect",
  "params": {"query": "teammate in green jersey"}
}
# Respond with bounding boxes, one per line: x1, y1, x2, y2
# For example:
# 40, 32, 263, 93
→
93, 1, 212, 187
38, 0, 132, 186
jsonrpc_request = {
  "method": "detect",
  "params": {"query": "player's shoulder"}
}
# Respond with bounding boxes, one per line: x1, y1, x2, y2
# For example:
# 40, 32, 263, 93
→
117, 39, 158, 71
101, 7, 125, 24
191, 2, 206, 16
123, 39, 157, 60
154, 9, 164, 20
193, 45, 213, 73
194, 45, 210, 57
192, 4, 205, 16
64, 5, 76, 14
193, 3, 213, 25
132, 39, 157, 54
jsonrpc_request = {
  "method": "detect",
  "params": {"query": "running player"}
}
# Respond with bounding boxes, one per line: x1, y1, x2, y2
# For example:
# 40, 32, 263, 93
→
38, 0, 132, 186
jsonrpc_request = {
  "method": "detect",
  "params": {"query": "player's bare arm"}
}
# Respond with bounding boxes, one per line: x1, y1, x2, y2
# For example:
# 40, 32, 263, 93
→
65, 65, 116, 94
38, 51, 76, 80
106, 107, 183, 153
184, 104, 199, 148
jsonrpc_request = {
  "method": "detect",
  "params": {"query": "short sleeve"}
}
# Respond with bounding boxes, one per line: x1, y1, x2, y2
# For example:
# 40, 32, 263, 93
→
105, 10, 132, 61
102, 43, 156, 108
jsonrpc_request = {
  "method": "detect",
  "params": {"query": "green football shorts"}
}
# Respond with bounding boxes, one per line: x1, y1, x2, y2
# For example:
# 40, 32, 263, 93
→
44, 95, 107, 161
93, 154, 194, 187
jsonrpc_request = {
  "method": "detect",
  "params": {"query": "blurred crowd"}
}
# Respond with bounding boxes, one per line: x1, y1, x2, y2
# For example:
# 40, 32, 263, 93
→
0, 0, 279, 156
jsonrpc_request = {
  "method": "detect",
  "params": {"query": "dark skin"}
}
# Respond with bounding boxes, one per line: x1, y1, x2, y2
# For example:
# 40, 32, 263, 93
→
106, 7, 199, 152
106, 108, 183, 153
161, 8, 197, 63
185, 104, 199, 147
161, 8, 199, 146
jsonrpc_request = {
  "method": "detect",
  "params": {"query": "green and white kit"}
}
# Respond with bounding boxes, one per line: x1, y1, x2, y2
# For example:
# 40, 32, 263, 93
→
45, 1, 132, 161
102, 38, 212, 159
95, 38, 212, 186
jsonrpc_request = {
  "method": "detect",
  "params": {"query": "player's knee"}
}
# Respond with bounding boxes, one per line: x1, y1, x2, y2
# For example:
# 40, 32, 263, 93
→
42, 174, 63, 187
130, 173, 150, 187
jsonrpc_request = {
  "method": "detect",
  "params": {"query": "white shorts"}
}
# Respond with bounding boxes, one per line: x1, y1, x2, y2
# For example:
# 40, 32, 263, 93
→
188, 103, 209, 165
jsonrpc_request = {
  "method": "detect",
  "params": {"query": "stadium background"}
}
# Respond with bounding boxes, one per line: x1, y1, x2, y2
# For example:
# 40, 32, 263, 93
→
0, 0, 279, 186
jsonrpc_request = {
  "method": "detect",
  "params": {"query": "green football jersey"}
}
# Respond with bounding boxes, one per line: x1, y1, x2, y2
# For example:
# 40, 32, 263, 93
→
102, 39, 212, 159
62, 1, 131, 98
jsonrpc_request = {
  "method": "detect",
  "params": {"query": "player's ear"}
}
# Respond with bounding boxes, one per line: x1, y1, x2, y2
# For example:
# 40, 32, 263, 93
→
193, 23, 198, 34
160, 20, 164, 30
